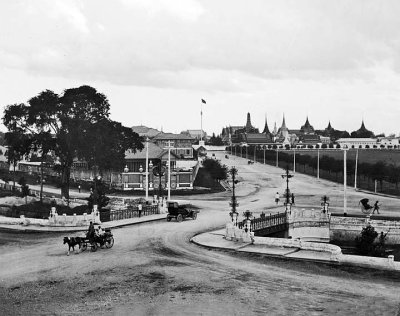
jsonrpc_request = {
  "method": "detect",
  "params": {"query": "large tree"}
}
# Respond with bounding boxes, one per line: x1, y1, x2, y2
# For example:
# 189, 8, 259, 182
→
3, 85, 143, 200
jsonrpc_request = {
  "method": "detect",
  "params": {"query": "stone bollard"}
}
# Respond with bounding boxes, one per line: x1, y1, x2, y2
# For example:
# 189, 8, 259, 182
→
83, 213, 87, 221
63, 213, 67, 225
73, 213, 77, 225
388, 255, 394, 263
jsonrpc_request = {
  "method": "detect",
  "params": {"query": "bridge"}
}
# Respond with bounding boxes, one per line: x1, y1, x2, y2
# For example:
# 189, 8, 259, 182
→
238, 212, 288, 236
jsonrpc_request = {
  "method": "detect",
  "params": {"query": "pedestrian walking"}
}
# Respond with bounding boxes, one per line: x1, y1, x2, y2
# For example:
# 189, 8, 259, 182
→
372, 201, 380, 214
275, 192, 280, 205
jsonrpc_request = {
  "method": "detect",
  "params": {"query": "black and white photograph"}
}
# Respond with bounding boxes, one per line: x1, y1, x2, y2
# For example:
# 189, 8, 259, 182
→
0, 1, 399, 315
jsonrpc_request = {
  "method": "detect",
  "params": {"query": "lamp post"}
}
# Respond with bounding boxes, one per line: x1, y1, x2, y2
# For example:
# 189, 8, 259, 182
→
254, 145, 256, 162
123, 165, 129, 189
317, 148, 320, 179
321, 195, 330, 213
281, 165, 293, 212
139, 165, 143, 188
153, 161, 166, 203
276, 147, 279, 167
229, 167, 239, 226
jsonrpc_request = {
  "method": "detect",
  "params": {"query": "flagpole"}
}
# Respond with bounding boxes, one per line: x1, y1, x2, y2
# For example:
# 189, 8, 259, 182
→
201, 101, 203, 142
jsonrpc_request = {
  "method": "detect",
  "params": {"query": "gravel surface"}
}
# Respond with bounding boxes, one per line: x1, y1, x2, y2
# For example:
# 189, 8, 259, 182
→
0, 152, 399, 315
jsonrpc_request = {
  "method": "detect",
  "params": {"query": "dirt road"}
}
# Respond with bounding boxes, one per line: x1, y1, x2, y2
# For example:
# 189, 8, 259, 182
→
0, 153, 399, 315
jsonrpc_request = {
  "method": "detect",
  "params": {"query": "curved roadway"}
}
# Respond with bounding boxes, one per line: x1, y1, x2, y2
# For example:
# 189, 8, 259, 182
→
0, 152, 399, 315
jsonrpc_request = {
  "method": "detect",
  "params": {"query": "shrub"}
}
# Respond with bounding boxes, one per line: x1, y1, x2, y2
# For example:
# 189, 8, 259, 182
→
355, 224, 387, 257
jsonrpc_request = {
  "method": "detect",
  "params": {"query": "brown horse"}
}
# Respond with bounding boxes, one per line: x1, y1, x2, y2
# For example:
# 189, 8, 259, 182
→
63, 237, 82, 255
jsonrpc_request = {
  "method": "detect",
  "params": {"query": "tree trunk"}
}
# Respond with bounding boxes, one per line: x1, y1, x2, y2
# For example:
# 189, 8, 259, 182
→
12, 162, 16, 191
61, 164, 71, 205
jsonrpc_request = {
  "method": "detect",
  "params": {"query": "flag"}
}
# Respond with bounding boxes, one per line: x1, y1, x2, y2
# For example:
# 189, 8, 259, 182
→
201, 99, 206, 104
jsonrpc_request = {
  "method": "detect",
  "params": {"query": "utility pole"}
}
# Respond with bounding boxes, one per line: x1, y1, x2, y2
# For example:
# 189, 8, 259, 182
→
166, 140, 174, 201
354, 148, 359, 189
145, 137, 149, 200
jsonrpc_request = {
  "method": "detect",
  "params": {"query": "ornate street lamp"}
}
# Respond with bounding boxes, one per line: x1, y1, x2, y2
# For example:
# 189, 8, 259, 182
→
321, 195, 330, 213
281, 165, 293, 212
229, 167, 239, 226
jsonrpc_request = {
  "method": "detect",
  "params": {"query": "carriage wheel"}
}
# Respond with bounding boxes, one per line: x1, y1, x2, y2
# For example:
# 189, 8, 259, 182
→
90, 242, 98, 252
167, 216, 171, 222
362, 207, 372, 214
105, 236, 114, 248
177, 214, 183, 222
81, 243, 88, 252
192, 212, 197, 220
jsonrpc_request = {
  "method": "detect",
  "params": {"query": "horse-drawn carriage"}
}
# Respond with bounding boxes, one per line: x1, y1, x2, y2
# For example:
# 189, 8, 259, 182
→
166, 201, 199, 222
359, 198, 380, 215
63, 227, 114, 255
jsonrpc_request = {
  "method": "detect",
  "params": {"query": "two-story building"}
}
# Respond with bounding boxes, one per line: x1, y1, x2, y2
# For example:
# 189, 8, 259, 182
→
152, 133, 195, 159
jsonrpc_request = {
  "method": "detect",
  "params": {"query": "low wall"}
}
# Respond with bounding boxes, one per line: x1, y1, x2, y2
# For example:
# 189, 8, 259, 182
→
288, 209, 330, 242
253, 236, 342, 261
330, 216, 400, 245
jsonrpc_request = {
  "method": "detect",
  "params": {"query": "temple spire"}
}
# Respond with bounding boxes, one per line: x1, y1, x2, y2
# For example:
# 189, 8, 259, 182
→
281, 114, 287, 129
245, 112, 252, 132
262, 115, 270, 134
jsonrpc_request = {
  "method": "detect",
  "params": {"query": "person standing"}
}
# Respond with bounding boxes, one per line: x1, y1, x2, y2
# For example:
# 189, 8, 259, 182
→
275, 192, 280, 205
78, 184, 81, 193
291, 193, 295, 205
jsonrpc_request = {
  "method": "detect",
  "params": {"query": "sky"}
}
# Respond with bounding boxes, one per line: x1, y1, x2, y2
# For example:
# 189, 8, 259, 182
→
1, 0, 400, 136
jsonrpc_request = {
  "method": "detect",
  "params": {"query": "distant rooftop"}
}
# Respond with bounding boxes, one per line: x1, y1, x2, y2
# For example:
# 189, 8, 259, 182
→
131, 125, 161, 138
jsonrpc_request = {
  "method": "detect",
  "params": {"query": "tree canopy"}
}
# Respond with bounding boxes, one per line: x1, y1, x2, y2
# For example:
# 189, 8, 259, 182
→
2, 85, 143, 200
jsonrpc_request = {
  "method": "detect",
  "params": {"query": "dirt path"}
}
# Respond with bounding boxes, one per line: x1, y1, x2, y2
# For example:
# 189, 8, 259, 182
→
1, 153, 399, 315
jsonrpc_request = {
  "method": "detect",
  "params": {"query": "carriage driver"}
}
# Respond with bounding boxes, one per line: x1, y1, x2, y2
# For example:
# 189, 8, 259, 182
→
87, 221, 95, 243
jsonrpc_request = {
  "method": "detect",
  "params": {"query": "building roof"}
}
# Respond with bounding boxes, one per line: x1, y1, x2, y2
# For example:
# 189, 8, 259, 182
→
244, 133, 273, 144
300, 117, 315, 134
131, 125, 161, 138
125, 142, 179, 160
153, 132, 194, 141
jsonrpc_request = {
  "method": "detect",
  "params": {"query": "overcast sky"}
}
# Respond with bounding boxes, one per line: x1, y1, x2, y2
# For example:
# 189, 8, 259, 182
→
1, 0, 400, 136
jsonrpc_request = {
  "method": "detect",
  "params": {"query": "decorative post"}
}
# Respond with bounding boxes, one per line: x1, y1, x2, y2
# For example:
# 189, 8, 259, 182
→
229, 167, 239, 226
321, 195, 330, 213
281, 165, 293, 213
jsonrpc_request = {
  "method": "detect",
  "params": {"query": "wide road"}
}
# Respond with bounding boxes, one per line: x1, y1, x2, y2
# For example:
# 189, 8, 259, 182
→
0, 152, 399, 315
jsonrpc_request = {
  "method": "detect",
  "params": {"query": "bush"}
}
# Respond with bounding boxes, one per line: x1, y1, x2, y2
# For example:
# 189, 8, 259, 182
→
355, 224, 388, 257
